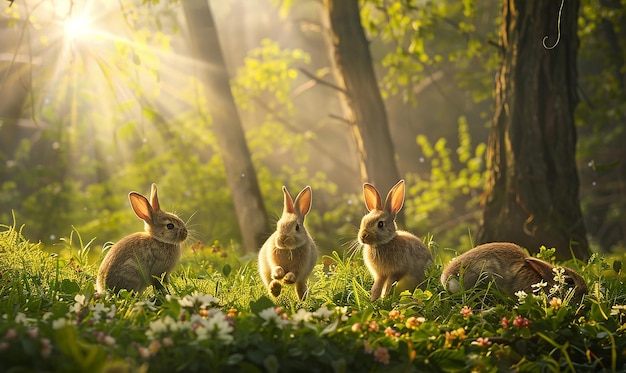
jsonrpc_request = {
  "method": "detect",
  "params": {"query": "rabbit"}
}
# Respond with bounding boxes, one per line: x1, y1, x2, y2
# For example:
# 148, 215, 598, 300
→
358, 179, 433, 301
440, 242, 587, 302
258, 185, 317, 301
96, 183, 188, 295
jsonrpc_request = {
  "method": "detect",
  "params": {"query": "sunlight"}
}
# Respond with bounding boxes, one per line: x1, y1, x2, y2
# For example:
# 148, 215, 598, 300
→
64, 15, 91, 41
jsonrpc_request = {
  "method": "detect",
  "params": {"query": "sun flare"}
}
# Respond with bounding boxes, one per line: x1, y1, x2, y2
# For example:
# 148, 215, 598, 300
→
64, 15, 91, 41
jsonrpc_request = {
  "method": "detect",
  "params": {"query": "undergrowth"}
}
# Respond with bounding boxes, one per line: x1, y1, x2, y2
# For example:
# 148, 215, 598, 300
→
1, 221, 625, 372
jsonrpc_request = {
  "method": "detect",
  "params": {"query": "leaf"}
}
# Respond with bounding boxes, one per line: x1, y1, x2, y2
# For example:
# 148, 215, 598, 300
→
60, 279, 80, 293
222, 263, 232, 277
613, 260, 622, 274
428, 349, 466, 372
250, 295, 275, 314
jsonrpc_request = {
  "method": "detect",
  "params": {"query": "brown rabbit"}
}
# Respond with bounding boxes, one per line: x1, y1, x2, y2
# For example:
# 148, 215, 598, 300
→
440, 242, 587, 302
258, 186, 317, 301
358, 179, 433, 301
96, 183, 188, 295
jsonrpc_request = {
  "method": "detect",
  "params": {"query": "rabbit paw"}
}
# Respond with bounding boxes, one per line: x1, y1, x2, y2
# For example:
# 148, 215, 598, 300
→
271, 266, 286, 280
283, 272, 296, 284
269, 280, 282, 297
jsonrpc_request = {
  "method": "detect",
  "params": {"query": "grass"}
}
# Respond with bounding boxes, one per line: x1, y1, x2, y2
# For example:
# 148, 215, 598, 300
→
1, 220, 625, 372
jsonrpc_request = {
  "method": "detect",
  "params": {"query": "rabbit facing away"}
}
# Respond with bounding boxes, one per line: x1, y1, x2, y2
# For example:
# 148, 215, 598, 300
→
258, 186, 317, 301
358, 179, 433, 301
440, 242, 587, 303
96, 184, 188, 295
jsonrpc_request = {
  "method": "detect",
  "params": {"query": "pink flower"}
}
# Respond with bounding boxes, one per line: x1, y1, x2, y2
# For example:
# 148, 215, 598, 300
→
501, 317, 509, 330
512, 315, 530, 328
471, 337, 492, 347
367, 321, 380, 332
405, 316, 425, 330
351, 323, 362, 333
460, 306, 472, 319
138, 347, 150, 360
40, 338, 52, 359
388, 310, 400, 321
373, 347, 390, 365
4, 329, 17, 341
384, 327, 400, 340
27, 328, 39, 339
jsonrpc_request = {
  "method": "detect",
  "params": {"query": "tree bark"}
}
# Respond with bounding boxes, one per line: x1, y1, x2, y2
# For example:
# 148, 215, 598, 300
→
478, 0, 590, 261
324, 0, 403, 220
181, 0, 270, 252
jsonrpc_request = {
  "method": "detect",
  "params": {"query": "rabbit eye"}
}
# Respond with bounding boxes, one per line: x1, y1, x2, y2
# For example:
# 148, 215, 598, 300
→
377, 221, 384, 228
166, 223, 175, 230
295, 224, 300, 232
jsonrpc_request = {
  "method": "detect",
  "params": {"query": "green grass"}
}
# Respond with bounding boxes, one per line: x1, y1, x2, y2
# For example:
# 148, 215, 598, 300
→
1, 221, 625, 372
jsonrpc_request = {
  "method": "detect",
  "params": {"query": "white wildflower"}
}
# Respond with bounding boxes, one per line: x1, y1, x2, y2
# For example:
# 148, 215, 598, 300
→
146, 316, 178, 340
549, 284, 561, 296
531, 280, 548, 293
515, 290, 527, 304
103, 335, 116, 346
15, 312, 29, 325
205, 312, 234, 343
552, 266, 566, 284
337, 306, 349, 321
52, 318, 72, 330
177, 293, 221, 309
312, 306, 334, 320
177, 295, 195, 308
259, 307, 287, 328
74, 294, 87, 306
291, 309, 312, 324
196, 293, 220, 309
106, 304, 117, 319
610, 305, 626, 316
133, 300, 156, 313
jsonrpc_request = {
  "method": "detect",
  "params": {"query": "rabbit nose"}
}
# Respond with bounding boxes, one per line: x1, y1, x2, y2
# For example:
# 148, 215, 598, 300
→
360, 232, 369, 242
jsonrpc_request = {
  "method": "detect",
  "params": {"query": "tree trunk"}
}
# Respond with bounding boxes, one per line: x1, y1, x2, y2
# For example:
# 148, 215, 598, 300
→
324, 0, 403, 222
181, 0, 270, 252
478, 0, 590, 261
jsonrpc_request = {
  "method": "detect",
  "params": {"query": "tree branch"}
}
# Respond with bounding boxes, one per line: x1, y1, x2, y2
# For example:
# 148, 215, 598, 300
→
298, 68, 347, 94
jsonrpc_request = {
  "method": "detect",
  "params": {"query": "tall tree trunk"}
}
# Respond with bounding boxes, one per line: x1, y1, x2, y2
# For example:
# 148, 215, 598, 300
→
181, 0, 270, 252
478, 0, 590, 261
324, 0, 403, 214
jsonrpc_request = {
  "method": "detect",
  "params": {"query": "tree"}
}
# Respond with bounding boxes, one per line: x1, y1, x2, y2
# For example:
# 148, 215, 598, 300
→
323, 0, 402, 200
478, 0, 591, 261
181, 0, 270, 252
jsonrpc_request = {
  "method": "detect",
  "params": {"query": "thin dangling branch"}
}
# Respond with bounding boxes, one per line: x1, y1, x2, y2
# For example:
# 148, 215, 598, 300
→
543, 0, 565, 49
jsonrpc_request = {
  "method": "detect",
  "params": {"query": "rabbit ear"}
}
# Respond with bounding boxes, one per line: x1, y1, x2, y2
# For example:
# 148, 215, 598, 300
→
384, 179, 405, 215
149, 183, 161, 212
129, 192, 153, 223
363, 183, 382, 211
282, 186, 295, 215
294, 186, 312, 217
525, 257, 555, 281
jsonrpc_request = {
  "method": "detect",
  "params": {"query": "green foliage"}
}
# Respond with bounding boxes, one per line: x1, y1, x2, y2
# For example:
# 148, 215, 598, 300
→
360, 0, 500, 104
2, 222, 626, 372
232, 38, 310, 115
404, 116, 486, 252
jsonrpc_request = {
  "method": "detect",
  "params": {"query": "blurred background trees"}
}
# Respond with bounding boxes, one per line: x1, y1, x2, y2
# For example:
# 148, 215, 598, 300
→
0, 0, 623, 259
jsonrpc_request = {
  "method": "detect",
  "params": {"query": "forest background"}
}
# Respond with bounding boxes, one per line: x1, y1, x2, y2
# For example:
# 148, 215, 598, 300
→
0, 0, 624, 260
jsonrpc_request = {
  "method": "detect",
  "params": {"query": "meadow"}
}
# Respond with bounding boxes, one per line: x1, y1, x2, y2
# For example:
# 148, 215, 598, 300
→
1, 220, 625, 372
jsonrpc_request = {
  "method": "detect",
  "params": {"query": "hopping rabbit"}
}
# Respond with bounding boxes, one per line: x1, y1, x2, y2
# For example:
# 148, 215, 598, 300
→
441, 242, 587, 302
358, 179, 433, 301
258, 186, 317, 300
96, 183, 188, 295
